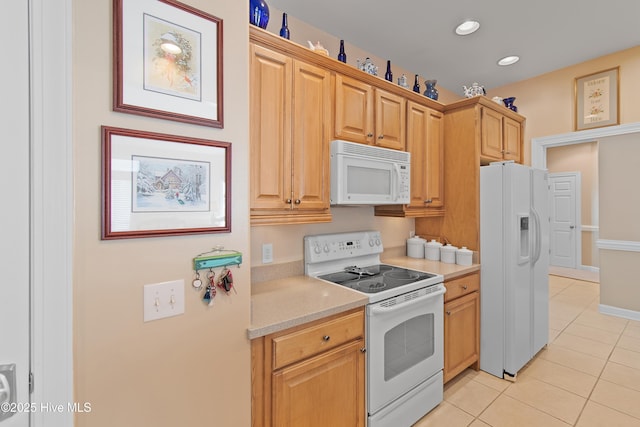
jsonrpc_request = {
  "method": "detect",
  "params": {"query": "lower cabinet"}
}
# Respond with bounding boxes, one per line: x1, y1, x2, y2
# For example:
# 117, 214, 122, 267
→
443, 272, 480, 383
252, 308, 366, 427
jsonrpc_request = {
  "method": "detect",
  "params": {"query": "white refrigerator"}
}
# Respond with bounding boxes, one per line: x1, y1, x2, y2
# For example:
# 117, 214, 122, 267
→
480, 161, 549, 379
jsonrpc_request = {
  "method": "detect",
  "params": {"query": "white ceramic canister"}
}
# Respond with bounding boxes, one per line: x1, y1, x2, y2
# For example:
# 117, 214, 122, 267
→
440, 244, 458, 264
406, 236, 426, 258
456, 246, 473, 266
425, 239, 442, 261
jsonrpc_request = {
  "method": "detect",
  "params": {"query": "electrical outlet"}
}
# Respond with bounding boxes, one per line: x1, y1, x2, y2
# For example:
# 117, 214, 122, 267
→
262, 243, 273, 264
143, 280, 185, 322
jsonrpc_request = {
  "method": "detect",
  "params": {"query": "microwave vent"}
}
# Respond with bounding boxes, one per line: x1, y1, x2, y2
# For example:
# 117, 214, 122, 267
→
332, 140, 410, 163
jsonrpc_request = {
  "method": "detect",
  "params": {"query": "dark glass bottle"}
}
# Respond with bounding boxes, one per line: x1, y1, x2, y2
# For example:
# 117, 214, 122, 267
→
279, 13, 290, 39
385, 60, 393, 82
337, 39, 347, 63
413, 74, 420, 93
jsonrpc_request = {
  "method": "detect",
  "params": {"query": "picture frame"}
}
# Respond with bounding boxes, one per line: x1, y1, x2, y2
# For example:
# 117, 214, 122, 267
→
113, 0, 223, 128
102, 126, 231, 239
574, 67, 619, 131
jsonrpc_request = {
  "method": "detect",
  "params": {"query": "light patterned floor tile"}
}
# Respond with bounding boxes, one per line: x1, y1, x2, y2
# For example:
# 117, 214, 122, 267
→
412, 400, 474, 427
479, 394, 571, 427
538, 345, 607, 376
549, 315, 573, 331
563, 322, 621, 345
548, 328, 562, 343
504, 377, 586, 425
608, 347, 640, 370
552, 332, 614, 359
600, 361, 640, 393
623, 322, 640, 339
590, 379, 640, 419
573, 310, 628, 334
444, 376, 500, 416
575, 400, 640, 427
517, 357, 597, 397
468, 370, 511, 392
468, 420, 491, 427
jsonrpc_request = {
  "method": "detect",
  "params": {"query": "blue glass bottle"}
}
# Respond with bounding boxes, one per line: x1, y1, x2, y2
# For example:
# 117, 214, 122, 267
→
423, 79, 439, 100
413, 75, 420, 93
385, 60, 393, 82
338, 40, 347, 63
249, 0, 270, 29
279, 12, 290, 39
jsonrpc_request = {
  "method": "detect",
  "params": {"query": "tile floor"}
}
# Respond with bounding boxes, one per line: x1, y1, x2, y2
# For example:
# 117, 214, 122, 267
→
414, 274, 640, 427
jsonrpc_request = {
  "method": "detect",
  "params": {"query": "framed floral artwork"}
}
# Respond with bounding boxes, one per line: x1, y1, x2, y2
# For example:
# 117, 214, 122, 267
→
102, 126, 231, 239
113, 0, 223, 127
574, 67, 619, 131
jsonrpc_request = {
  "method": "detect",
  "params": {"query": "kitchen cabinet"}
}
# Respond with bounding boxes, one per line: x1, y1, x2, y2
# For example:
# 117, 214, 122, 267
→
375, 101, 444, 218
250, 42, 332, 225
335, 74, 406, 150
415, 96, 525, 250
443, 272, 480, 383
252, 308, 366, 427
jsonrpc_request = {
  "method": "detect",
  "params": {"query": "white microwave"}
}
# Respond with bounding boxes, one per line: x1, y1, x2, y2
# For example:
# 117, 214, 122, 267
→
330, 140, 411, 205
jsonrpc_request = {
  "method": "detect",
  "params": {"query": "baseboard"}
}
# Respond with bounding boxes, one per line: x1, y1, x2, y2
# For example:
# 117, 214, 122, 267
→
579, 265, 600, 273
599, 304, 640, 322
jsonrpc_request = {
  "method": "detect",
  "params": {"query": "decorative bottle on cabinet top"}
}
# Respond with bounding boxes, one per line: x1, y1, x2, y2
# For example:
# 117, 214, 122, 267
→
385, 60, 393, 82
338, 39, 347, 63
413, 74, 420, 93
423, 79, 439, 100
249, 0, 270, 29
279, 12, 290, 39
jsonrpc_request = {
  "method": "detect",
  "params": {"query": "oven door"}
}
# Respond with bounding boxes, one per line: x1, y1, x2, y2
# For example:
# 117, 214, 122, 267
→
366, 283, 445, 414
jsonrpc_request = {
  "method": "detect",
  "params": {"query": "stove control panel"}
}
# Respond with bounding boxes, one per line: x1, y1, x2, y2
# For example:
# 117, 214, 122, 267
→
304, 230, 383, 265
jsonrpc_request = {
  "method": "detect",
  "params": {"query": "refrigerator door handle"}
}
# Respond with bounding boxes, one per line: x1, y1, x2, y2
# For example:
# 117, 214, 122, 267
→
531, 207, 542, 265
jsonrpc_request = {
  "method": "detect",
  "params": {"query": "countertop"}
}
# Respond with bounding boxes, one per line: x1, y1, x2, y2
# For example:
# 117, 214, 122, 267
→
248, 256, 480, 339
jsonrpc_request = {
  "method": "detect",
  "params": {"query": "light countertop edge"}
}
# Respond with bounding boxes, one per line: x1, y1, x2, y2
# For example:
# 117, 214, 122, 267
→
248, 256, 480, 340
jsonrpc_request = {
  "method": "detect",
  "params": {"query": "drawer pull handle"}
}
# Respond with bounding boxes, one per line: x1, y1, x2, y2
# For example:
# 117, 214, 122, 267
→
367, 133, 373, 138
323, 335, 330, 341
446, 311, 451, 316
462, 285, 468, 290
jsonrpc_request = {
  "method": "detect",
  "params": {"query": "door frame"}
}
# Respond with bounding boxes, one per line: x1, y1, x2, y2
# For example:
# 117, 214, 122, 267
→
548, 172, 582, 270
30, 0, 74, 425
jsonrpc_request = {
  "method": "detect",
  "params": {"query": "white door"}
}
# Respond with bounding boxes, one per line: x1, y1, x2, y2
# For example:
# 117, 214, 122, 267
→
549, 173, 579, 268
0, 2, 31, 425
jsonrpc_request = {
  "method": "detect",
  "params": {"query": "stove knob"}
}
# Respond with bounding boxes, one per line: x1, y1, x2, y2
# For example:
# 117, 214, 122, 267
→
375, 238, 381, 246
369, 239, 374, 247
314, 245, 321, 254
323, 244, 329, 253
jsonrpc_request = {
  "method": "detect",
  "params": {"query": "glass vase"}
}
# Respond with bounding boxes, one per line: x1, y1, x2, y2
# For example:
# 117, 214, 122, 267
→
423, 80, 439, 100
249, 0, 269, 29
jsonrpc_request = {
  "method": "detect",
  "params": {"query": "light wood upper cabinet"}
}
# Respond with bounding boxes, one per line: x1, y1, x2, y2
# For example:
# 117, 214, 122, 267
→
502, 116, 522, 162
335, 74, 406, 150
480, 105, 523, 163
375, 101, 443, 218
250, 43, 331, 225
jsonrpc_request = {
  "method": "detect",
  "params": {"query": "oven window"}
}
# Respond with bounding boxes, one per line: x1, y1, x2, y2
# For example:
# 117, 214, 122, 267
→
383, 313, 435, 381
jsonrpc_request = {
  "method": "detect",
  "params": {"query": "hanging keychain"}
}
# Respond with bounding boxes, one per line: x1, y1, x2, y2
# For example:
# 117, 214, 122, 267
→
192, 271, 203, 289
217, 267, 236, 294
202, 269, 217, 306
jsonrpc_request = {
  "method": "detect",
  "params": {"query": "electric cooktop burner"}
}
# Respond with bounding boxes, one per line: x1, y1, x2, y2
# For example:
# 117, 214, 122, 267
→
318, 264, 437, 294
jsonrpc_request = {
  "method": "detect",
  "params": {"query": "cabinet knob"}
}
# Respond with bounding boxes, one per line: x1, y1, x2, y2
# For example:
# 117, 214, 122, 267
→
323, 335, 330, 341
360, 348, 367, 353
367, 133, 374, 138
286, 199, 292, 204
462, 284, 468, 290
378, 134, 384, 139
294, 199, 301, 205
446, 311, 451, 316
424, 199, 432, 204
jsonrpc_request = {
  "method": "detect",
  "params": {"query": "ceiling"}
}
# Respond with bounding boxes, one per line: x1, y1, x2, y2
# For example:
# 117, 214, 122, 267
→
267, 0, 640, 94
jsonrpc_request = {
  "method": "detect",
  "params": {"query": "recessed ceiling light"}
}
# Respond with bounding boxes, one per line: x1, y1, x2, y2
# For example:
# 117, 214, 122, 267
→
498, 55, 520, 66
455, 20, 480, 36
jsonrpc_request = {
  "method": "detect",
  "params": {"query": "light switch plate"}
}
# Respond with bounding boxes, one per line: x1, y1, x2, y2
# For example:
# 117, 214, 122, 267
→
143, 280, 185, 322
262, 243, 273, 264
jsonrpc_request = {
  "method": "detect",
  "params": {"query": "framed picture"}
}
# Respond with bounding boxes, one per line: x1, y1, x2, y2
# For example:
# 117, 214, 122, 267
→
113, 0, 223, 128
102, 126, 231, 239
574, 67, 619, 131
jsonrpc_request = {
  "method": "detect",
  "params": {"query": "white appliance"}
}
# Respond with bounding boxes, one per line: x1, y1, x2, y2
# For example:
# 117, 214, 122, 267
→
480, 161, 550, 379
330, 140, 411, 205
304, 231, 444, 427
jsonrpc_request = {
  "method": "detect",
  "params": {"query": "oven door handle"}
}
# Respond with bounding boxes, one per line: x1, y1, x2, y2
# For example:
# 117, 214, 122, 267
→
368, 285, 446, 314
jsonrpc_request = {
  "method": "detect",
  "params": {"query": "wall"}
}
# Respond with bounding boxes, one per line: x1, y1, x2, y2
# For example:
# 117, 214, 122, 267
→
72, 1, 250, 426
547, 142, 599, 267
598, 133, 640, 312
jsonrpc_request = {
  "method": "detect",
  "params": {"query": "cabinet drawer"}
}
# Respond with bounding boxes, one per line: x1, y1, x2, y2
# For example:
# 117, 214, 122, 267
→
444, 272, 480, 302
272, 310, 364, 370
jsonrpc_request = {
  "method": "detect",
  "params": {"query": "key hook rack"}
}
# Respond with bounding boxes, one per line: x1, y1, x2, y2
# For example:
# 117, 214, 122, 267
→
193, 246, 242, 271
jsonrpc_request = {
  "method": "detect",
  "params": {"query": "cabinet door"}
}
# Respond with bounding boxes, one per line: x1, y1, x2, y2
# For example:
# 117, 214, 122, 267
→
334, 74, 373, 144
250, 44, 292, 211
444, 291, 480, 383
425, 109, 444, 208
374, 89, 406, 150
406, 102, 429, 209
480, 107, 504, 160
502, 116, 522, 162
291, 61, 331, 210
273, 339, 365, 427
